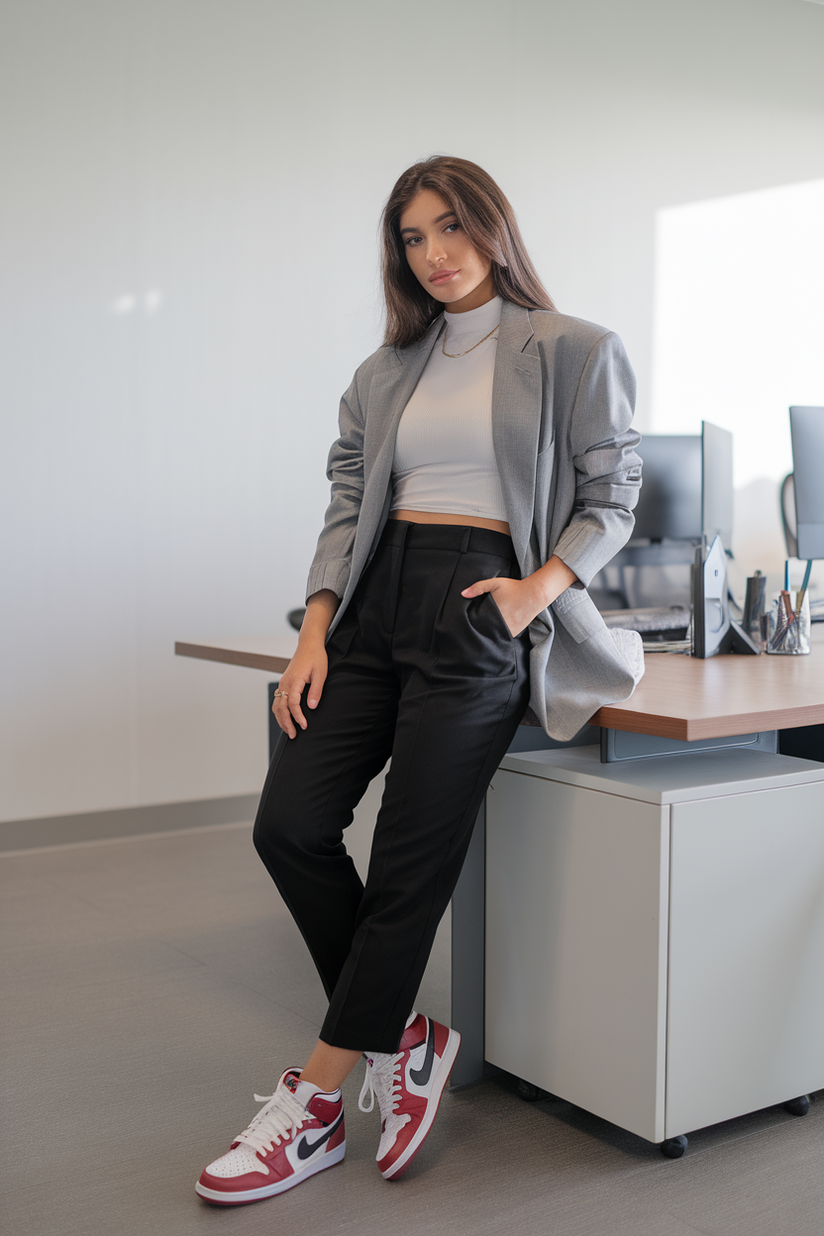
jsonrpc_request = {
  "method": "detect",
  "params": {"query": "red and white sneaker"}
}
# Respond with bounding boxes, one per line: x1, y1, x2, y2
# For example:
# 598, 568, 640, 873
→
196, 1069, 345, 1206
358, 1011, 461, 1180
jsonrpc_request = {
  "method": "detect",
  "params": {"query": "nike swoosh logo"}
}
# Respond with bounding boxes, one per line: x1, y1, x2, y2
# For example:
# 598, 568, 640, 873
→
296, 1111, 343, 1161
409, 1018, 435, 1087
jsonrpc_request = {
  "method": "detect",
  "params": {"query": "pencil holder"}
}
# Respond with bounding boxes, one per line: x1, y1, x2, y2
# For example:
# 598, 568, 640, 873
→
763, 590, 811, 655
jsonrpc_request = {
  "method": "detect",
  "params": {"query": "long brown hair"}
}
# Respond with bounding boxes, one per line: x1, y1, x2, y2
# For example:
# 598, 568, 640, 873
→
381, 156, 556, 349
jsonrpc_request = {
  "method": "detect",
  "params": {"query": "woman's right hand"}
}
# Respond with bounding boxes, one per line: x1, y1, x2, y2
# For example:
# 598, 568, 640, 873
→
272, 588, 339, 738
273, 641, 329, 738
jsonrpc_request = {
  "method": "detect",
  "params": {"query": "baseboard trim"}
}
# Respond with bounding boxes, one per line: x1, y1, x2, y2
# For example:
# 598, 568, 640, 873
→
0, 794, 259, 853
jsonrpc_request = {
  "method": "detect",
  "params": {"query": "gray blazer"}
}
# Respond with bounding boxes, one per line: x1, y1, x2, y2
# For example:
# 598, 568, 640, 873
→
306, 300, 644, 741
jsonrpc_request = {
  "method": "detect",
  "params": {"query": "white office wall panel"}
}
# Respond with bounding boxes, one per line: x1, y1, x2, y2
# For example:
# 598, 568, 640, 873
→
485, 770, 670, 1143
666, 782, 824, 1137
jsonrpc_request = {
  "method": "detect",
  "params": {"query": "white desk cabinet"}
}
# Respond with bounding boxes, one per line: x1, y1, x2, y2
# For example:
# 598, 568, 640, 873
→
485, 746, 824, 1147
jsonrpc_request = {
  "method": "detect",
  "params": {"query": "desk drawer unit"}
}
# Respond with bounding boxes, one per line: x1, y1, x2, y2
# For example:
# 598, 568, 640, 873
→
484, 746, 824, 1148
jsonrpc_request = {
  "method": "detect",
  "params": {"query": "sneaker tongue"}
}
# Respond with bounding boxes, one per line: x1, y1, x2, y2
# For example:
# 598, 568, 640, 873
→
284, 1073, 325, 1109
399, 1015, 425, 1051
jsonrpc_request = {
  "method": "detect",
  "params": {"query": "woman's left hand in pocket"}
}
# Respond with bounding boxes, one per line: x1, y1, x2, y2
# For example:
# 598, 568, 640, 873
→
462, 556, 578, 636
461, 577, 541, 638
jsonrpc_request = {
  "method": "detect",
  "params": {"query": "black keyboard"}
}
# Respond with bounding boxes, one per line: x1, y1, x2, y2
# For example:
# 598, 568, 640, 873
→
600, 606, 691, 635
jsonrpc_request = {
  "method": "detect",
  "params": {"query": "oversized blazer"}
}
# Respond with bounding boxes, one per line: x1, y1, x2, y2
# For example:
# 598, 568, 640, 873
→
306, 299, 645, 741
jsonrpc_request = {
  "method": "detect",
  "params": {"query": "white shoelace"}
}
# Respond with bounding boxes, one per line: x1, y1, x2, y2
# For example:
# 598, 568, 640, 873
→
358, 1052, 403, 1118
234, 1086, 308, 1157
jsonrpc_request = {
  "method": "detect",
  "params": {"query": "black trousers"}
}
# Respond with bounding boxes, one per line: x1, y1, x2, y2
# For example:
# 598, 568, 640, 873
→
253, 521, 531, 1054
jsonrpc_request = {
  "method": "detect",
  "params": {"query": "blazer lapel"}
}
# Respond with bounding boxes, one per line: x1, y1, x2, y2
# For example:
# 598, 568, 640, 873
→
346, 317, 445, 585
362, 317, 445, 504
492, 302, 542, 566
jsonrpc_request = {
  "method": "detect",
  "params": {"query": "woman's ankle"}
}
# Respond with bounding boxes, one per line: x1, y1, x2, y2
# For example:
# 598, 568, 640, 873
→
299, 1041, 362, 1093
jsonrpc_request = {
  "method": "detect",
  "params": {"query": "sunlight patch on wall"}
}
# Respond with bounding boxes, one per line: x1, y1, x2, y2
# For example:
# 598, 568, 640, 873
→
651, 179, 824, 487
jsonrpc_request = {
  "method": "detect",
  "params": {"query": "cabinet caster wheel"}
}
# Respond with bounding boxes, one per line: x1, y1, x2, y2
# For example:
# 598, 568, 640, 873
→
660, 1135, 688, 1159
517, 1079, 550, 1102
785, 1095, 810, 1117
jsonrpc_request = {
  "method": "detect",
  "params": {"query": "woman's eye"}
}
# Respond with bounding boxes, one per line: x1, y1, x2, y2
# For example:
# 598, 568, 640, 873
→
445, 223, 459, 233
404, 236, 422, 246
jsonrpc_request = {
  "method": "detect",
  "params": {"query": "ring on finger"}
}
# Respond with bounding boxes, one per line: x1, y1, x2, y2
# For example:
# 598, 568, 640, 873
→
273, 690, 289, 700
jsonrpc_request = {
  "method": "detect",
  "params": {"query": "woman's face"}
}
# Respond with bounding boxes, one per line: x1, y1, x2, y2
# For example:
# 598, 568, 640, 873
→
399, 189, 495, 313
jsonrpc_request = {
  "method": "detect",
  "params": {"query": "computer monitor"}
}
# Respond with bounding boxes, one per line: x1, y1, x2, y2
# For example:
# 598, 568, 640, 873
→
629, 422, 732, 547
701, 420, 733, 548
590, 423, 734, 612
789, 406, 824, 559
631, 436, 702, 541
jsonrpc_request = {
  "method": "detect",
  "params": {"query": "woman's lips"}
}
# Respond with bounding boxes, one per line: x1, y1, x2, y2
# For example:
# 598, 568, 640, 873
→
430, 270, 458, 285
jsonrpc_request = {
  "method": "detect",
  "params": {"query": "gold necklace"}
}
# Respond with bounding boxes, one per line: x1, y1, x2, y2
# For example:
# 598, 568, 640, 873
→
441, 323, 499, 359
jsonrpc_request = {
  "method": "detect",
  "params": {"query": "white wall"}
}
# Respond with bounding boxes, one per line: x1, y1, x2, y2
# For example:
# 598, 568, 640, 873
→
652, 179, 824, 594
2, 0, 823, 821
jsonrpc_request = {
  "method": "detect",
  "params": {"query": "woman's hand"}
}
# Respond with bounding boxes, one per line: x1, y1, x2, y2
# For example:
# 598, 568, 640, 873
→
273, 589, 338, 738
461, 555, 578, 637
273, 642, 329, 738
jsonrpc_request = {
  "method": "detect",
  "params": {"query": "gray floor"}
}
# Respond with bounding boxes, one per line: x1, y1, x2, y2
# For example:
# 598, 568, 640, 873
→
2, 819, 822, 1236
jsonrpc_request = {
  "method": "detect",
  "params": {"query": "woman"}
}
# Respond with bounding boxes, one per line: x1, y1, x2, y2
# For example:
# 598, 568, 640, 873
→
196, 156, 643, 1206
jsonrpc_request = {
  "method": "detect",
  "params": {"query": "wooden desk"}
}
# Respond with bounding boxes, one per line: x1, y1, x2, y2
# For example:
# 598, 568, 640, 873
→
175, 636, 296, 676
176, 626, 824, 740
592, 625, 824, 740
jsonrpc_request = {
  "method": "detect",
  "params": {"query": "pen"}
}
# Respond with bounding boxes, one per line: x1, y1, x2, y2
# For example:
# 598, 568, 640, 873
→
795, 559, 813, 619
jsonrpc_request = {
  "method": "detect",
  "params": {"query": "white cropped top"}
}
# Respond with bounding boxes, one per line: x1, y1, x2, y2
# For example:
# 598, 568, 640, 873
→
390, 296, 508, 523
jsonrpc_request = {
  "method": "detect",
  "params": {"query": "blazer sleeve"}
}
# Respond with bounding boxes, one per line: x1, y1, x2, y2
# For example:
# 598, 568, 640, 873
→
305, 365, 368, 602
551, 331, 642, 587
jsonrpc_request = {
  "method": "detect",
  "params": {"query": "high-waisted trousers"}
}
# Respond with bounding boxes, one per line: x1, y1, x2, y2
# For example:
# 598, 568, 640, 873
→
252, 520, 532, 1054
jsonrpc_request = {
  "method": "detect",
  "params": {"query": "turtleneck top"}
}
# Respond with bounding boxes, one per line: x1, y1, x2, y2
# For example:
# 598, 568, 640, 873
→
390, 296, 508, 523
